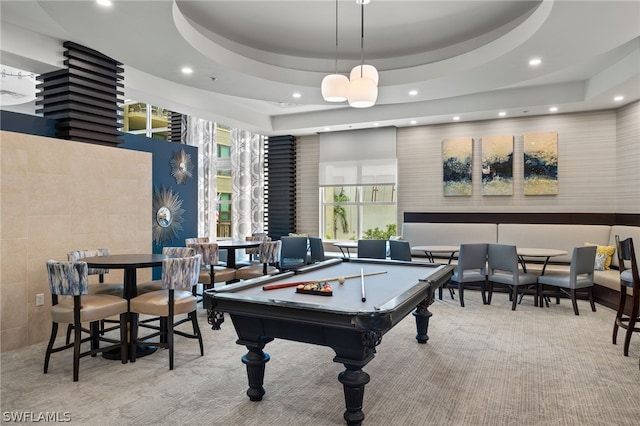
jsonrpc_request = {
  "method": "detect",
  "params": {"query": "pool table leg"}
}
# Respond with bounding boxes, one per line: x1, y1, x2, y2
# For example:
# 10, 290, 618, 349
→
241, 340, 273, 401
337, 361, 371, 426
413, 297, 434, 344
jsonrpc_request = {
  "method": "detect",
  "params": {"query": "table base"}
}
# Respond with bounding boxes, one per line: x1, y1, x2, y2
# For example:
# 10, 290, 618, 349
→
102, 345, 157, 360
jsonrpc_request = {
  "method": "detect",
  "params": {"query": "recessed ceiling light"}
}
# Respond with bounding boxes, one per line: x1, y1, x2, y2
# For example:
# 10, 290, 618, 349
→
409, 90, 418, 96
498, 111, 507, 117
410, 120, 417, 125
614, 95, 624, 102
96, 0, 112, 7
181, 67, 193, 74
529, 58, 542, 66
453, 116, 460, 121
549, 107, 558, 112
292, 92, 301, 99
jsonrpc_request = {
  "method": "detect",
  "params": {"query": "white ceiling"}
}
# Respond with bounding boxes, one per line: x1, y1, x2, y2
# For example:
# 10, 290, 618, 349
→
1, 0, 639, 136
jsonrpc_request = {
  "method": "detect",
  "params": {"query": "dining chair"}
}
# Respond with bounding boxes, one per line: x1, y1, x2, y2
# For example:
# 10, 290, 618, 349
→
389, 240, 412, 261
357, 239, 387, 259
185, 241, 236, 292
613, 236, 640, 357
137, 246, 195, 294
237, 234, 271, 268
487, 244, 539, 310
44, 260, 128, 381
129, 254, 203, 370
66, 248, 124, 341
67, 248, 124, 296
236, 240, 281, 280
279, 236, 309, 271
309, 236, 326, 263
450, 243, 488, 307
537, 245, 597, 315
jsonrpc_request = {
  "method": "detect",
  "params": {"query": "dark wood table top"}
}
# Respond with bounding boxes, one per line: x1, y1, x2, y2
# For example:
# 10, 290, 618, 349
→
83, 253, 168, 269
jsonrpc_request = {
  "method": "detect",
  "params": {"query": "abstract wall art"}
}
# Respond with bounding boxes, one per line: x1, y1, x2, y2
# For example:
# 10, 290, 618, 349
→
523, 131, 558, 195
442, 137, 473, 196
481, 135, 513, 196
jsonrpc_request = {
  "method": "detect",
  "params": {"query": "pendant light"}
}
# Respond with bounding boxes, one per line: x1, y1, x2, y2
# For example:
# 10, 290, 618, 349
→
347, 0, 378, 108
321, 0, 349, 102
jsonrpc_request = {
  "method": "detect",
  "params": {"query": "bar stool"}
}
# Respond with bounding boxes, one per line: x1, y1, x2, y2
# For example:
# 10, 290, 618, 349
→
613, 235, 640, 358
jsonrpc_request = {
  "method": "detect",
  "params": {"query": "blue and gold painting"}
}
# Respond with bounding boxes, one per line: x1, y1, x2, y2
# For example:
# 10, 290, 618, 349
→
481, 135, 513, 196
524, 131, 558, 195
442, 137, 472, 196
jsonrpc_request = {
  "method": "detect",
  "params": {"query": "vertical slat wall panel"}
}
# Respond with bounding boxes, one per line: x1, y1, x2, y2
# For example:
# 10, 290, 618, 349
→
265, 135, 296, 238
36, 41, 123, 146
169, 111, 183, 143
615, 102, 640, 214
295, 134, 320, 236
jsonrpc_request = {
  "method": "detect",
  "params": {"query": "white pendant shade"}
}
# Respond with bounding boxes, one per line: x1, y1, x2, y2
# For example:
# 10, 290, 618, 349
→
347, 77, 378, 108
321, 73, 349, 102
350, 64, 379, 85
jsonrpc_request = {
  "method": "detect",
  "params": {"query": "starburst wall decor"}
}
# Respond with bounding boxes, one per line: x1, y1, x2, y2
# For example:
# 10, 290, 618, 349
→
170, 148, 193, 184
152, 186, 185, 245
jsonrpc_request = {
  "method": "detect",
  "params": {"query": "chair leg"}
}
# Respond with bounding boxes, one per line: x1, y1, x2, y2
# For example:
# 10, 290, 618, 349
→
168, 315, 175, 371
458, 283, 464, 308
119, 313, 128, 364
190, 311, 204, 356
90, 321, 100, 356
487, 281, 493, 305
623, 290, 639, 357
511, 286, 518, 311
65, 324, 73, 345
588, 287, 596, 312
481, 279, 487, 305
438, 286, 443, 300
73, 320, 82, 382
613, 284, 628, 344
570, 289, 579, 315
130, 313, 139, 363
44, 322, 59, 374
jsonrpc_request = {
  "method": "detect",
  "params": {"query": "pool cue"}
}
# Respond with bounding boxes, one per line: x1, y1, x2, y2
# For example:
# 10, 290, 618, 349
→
360, 268, 366, 302
262, 270, 387, 291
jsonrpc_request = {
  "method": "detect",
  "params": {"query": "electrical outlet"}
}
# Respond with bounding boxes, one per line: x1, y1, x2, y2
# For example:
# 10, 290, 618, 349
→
35, 293, 45, 306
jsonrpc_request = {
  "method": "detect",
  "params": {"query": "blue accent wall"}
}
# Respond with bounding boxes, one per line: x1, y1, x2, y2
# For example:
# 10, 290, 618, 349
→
1, 110, 57, 137
121, 134, 198, 279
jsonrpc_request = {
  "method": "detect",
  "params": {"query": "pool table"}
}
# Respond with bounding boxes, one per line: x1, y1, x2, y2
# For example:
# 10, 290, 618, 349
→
204, 258, 453, 426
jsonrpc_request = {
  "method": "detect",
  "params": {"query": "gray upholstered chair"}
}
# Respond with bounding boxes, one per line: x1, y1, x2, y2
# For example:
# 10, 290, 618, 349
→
137, 246, 195, 294
67, 248, 123, 296
613, 236, 640, 357
357, 239, 387, 259
236, 240, 281, 280
129, 254, 203, 370
185, 240, 236, 290
309, 236, 326, 263
449, 243, 488, 307
65, 248, 124, 342
389, 240, 412, 261
279, 236, 309, 271
44, 260, 128, 381
537, 245, 597, 315
487, 244, 539, 310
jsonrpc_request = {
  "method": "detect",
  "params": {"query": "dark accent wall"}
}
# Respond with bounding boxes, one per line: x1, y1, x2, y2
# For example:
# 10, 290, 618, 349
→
0, 110, 57, 138
120, 134, 198, 278
36, 41, 123, 146
265, 135, 296, 239
404, 212, 640, 226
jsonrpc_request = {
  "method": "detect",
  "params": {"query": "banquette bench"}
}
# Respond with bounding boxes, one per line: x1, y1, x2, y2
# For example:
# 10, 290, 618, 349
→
402, 222, 640, 309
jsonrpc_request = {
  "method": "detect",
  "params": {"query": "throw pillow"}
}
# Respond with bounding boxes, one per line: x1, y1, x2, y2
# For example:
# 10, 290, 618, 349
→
594, 253, 607, 271
584, 242, 616, 269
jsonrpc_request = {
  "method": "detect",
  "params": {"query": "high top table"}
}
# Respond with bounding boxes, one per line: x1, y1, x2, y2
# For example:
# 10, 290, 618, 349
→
83, 253, 168, 360
215, 239, 261, 269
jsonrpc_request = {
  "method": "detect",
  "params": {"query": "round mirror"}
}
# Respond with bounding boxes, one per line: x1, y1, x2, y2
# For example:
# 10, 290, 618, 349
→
156, 206, 172, 228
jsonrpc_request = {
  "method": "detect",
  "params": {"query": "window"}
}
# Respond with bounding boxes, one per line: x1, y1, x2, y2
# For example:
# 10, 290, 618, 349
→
121, 102, 169, 140
321, 185, 396, 240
